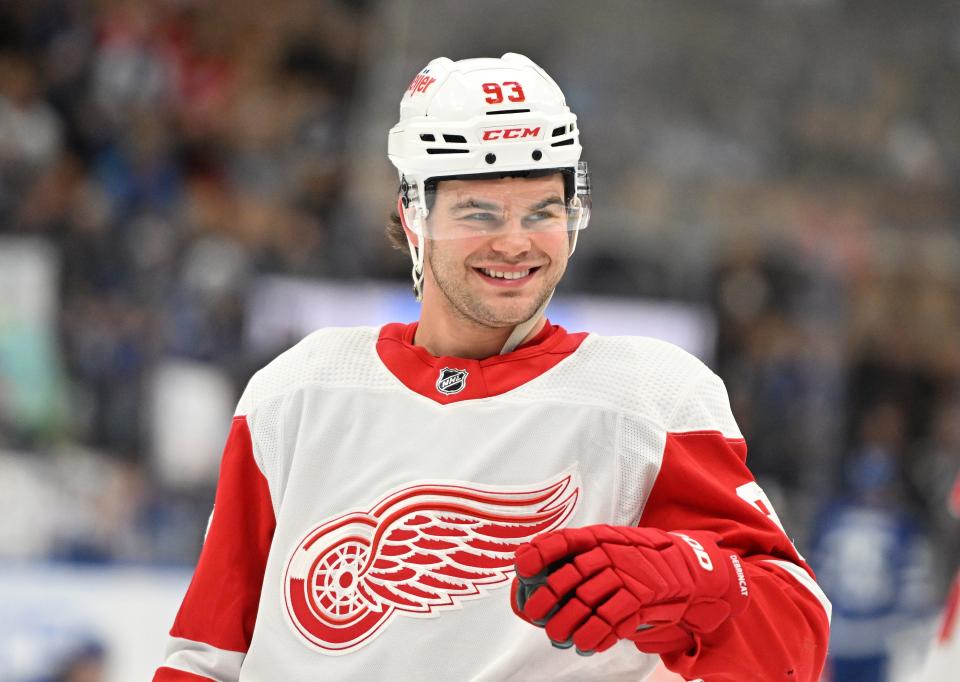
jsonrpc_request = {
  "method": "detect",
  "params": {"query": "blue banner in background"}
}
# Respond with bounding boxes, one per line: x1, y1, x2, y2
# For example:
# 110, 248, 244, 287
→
0, 562, 191, 682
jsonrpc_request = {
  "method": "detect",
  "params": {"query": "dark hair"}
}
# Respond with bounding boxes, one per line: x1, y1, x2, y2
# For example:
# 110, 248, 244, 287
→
386, 210, 408, 254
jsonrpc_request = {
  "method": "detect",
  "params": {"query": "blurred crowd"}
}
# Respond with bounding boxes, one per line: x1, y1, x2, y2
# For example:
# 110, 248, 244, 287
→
0, 0, 958, 676
0, 0, 370, 566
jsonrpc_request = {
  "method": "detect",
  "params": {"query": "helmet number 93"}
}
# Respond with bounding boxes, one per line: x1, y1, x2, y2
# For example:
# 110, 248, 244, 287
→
482, 81, 526, 105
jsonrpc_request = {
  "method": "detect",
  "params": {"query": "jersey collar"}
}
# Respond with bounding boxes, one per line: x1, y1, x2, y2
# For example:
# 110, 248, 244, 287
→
376, 320, 587, 404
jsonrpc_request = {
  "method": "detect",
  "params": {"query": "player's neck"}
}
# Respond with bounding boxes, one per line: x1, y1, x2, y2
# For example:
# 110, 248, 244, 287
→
415, 307, 546, 360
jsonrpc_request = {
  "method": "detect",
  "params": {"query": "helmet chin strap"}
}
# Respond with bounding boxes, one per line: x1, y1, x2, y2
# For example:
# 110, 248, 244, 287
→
400, 197, 426, 302
499, 290, 553, 354
406, 234, 425, 302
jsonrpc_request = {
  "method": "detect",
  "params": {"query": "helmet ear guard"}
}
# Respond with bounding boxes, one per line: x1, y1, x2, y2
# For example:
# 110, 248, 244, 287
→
397, 175, 421, 235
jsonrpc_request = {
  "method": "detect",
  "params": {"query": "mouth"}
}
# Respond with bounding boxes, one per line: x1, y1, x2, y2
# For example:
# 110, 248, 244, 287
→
473, 266, 541, 287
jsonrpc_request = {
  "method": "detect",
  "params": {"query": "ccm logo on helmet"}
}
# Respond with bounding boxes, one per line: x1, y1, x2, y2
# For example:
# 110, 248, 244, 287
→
481, 126, 542, 142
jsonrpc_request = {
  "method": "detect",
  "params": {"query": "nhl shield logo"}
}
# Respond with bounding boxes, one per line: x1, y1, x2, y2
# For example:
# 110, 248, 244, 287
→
436, 367, 468, 395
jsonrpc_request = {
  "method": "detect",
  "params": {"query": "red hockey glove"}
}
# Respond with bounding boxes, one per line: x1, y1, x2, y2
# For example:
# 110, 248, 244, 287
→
511, 525, 750, 656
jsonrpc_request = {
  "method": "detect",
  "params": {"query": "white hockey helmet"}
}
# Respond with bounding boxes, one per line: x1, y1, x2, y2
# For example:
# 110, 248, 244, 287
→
388, 53, 590, 245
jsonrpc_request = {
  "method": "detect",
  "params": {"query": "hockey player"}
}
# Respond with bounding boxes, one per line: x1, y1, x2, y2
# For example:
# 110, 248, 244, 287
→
155, 53, 830, 681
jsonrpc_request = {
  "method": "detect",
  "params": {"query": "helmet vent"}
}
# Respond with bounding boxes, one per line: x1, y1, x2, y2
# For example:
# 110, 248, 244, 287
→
426, 148, 469, 154
551, 126, 566, 137
419, 133, 436, 141
485, 108, 530, 115
442, 134, 467, 143
551, 139, 574, 147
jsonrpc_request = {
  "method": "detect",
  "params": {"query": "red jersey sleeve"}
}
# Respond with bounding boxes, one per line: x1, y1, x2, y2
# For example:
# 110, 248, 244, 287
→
154, 415, 276, 682
638, 374, 831, 682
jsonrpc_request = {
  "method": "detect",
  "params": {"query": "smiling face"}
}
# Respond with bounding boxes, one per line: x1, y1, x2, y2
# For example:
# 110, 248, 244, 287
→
421, 173, 571, 330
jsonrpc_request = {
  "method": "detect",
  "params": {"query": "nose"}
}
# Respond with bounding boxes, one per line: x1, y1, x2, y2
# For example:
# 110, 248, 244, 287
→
488, 216, 532, 256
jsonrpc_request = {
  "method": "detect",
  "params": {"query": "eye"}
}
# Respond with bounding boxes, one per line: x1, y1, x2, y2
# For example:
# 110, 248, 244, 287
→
464, 212, 497, 221
523, 207, 564, 227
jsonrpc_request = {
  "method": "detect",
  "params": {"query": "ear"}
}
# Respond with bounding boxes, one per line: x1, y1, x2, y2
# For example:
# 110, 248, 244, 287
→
397, 196, 420, 249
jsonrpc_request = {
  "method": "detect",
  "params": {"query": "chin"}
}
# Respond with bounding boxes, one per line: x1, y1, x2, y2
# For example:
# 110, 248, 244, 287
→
479, 302, 542, 327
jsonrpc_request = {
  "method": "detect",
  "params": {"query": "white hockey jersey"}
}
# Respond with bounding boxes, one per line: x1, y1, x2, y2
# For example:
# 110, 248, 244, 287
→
155, 322, 831, 681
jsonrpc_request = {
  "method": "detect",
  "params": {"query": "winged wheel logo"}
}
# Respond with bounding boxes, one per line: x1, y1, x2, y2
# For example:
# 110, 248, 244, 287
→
282, 472, 580, 654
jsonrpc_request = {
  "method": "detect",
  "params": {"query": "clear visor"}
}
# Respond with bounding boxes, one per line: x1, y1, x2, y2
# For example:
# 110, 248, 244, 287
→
401, 163, 591, 241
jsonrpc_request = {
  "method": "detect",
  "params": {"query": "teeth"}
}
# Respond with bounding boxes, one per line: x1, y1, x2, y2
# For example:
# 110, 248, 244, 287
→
481, 268, 531, 280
